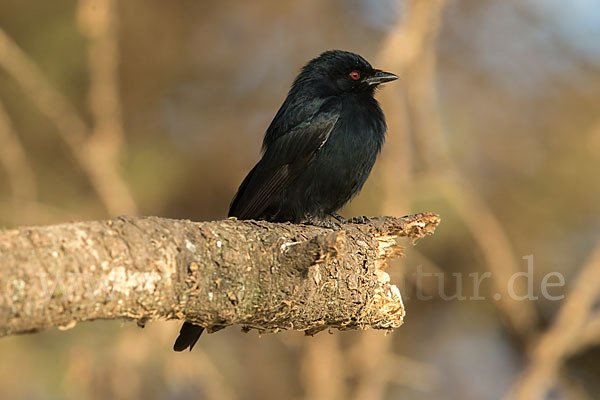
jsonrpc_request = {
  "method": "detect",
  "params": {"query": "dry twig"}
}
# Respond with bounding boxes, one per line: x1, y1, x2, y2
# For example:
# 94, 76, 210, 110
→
379, 0, 538, 339
0, 100, 37, 222
301, 333, 346, 400
0, 24, 136, 216
346, 2, 449, 399
505, 243, 600, 400
77, 0, 137, 216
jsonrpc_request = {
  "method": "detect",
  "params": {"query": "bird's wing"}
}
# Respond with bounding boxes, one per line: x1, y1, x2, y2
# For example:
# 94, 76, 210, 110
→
229, 98, 341, 220
262, 91, 327, 150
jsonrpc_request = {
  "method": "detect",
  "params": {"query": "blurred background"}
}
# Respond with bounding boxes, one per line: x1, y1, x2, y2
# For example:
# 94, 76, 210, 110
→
0, 0, 599, 399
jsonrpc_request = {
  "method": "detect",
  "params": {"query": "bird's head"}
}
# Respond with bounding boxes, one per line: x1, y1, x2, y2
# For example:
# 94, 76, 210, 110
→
295, 50, 398, 96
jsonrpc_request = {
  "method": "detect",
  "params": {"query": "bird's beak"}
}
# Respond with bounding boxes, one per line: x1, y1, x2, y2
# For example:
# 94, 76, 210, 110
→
366, 70, 399, 86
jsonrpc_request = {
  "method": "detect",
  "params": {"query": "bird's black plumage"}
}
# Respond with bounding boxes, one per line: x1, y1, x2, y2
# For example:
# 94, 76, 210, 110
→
229, 50, 397, 222
173, 50, 397, 351
173, 322, 203, 352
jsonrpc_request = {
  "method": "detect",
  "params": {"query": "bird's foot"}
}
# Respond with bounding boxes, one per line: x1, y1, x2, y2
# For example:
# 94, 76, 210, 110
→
329, 214, 371, 224
304, 215, 341, 229
347, 215, 371, 224
330, 213, 346, 223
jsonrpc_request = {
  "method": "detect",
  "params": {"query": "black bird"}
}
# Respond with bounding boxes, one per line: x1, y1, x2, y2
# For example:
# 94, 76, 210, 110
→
173, 50, 398, 352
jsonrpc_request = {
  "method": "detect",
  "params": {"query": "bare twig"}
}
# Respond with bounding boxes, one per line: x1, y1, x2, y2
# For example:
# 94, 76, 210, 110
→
438, 176, 539, 337
379, 0, 538, 339
78, 0, 137, 216
349, 2, 448, 399
377, 0, 448, 78
575, 313, 600, 353
0, 26, 136, 216
0, 29, 88, 148
0, 100, 37, 222
376, 0, 449, 215
586, 119, 600, 155
505, 242, 600, 400
334, 3, 449, 399
301, 333, 346, 400
350, 331, 396, 400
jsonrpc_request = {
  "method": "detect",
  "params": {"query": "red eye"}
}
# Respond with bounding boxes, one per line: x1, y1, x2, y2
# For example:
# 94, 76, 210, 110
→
349, 71, 360, 80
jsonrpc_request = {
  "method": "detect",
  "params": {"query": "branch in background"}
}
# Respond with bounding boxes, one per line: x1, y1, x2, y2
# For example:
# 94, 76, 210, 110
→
0, 26, 136, 216
345, 2, 449, 399
0, 213, 439, 338
0, 100, 37, 222
301, 333, 346, 400
77, 0, 137, 216
438, 178, 540, 338
505, 242, 600, 400
378, 0, 538, 340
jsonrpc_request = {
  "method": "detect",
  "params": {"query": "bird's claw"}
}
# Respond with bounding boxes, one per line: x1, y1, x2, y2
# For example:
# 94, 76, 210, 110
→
348, 215, 370, 224
330, 213, 346, 223
329, 214, 371, 224
304, 216, 342, 229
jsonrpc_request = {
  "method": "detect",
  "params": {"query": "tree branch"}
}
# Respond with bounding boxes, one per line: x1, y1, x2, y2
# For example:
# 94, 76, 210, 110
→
0, 213, 439, 337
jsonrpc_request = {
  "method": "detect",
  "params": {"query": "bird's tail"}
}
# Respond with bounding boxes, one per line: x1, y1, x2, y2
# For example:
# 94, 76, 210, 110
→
173, 322, 204, 352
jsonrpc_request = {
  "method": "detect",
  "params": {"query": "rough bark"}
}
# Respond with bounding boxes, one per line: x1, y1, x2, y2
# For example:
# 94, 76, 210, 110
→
0, 213, 440, 337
